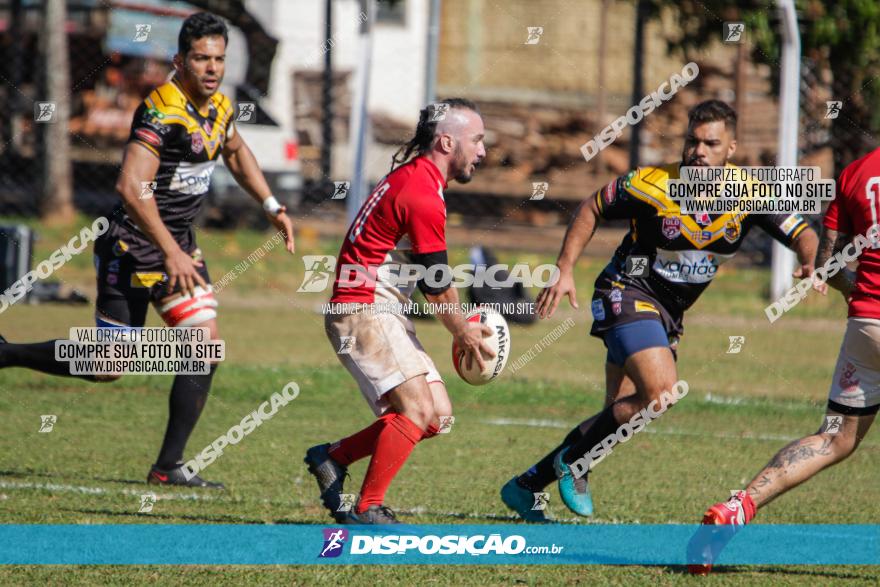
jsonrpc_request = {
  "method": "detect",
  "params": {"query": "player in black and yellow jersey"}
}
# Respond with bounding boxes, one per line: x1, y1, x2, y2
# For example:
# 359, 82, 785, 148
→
500, 100, 819, 520
0, 13, 295, 487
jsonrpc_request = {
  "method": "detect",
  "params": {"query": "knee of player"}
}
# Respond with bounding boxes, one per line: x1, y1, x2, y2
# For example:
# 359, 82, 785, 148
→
829, 432, 860, 459
644, 381, 678, 405
409, 404, 436, 431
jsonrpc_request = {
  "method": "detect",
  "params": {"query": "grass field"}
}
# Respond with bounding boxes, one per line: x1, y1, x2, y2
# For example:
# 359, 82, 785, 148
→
1, 217, 878, 585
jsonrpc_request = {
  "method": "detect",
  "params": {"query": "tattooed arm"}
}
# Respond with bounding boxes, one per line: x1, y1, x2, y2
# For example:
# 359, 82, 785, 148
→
815, 226, 857, 299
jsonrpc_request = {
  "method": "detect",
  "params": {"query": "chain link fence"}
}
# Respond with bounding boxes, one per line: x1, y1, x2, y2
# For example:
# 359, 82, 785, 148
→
0, 1, 874, 260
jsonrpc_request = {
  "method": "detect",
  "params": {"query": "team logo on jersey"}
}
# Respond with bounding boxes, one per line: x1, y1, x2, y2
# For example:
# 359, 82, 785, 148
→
662, 217, 681, 239
695, 211, 711, 226
134, 128, 162, 148
609, 288, 623, 303
723, 220, 741, 243
191, 132, 204, 154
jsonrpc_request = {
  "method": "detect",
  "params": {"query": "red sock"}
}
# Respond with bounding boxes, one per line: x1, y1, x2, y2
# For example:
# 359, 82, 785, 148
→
357, 413, 424, 512
328, 414, 394, 466
422, 423, 440, 440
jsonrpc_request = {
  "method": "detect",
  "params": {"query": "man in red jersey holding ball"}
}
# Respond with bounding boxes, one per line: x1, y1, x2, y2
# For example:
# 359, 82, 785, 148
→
304, 98, 494, 524
692, 146, 880, 573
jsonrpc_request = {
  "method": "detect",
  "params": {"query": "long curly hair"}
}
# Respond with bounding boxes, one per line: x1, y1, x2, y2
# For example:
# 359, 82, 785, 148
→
390, 98, 479, 172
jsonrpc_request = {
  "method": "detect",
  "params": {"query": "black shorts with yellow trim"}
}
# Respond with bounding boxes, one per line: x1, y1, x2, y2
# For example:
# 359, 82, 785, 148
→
93, 230, 211, 327
588, 272, 682, 362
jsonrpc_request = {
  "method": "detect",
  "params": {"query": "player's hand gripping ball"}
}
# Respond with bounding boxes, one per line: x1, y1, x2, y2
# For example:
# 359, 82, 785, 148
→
452, 307, 511, 385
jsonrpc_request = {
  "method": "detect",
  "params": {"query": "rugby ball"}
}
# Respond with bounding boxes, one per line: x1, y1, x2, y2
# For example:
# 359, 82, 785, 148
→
452, 307, 510, 386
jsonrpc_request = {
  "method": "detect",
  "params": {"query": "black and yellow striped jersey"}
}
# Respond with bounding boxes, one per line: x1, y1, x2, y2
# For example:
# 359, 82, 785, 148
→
119, 77, 236, 238
589, 162, 809, 336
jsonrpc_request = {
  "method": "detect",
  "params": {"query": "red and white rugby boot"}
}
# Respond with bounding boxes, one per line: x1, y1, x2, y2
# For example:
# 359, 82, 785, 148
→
688, 490, 756, 575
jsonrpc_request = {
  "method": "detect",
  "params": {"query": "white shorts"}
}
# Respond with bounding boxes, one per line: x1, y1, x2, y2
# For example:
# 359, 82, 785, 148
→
828, 318, 880, 413
325, 310, 443, 416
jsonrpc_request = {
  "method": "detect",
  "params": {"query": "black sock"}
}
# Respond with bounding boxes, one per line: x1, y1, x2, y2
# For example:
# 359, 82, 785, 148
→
516, 425, 585, 492
155, 365, 217, 470
0, 340, 99, 382
562, 405, 620, 466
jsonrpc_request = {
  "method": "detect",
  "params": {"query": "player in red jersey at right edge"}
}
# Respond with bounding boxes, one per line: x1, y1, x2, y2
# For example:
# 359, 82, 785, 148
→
304, 98, 494, 524
691, 147, 880, 574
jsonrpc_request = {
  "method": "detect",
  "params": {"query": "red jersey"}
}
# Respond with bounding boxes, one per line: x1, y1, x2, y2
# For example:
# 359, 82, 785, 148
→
824, 147, 880, 319
331, 156, 448, 304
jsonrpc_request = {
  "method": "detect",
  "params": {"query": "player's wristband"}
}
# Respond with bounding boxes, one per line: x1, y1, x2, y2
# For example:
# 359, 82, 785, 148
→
262, 196, 284, 216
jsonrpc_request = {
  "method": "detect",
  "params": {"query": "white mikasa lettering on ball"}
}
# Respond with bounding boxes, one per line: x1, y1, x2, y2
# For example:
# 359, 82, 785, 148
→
452, 307, 511, 386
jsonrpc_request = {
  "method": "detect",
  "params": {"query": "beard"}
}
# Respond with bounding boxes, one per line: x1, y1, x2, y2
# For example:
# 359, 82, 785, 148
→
452, 147, 474, 183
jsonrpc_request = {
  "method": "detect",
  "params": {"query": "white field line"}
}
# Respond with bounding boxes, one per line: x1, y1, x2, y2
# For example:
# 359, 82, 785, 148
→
482, 417, 879, 446
481, 416, 794, 442
0, 480, 219, 501
0, 479, 621, 525
702, 393, 814, 411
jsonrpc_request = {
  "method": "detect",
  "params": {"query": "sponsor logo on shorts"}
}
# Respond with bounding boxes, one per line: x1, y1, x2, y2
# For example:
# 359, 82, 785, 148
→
634, 300, 659, 314
591, 299, 605, 321
131, 272, 166, 288
839, 361, 860, 391
113, 239, 129, 257
612, 302, 622, 315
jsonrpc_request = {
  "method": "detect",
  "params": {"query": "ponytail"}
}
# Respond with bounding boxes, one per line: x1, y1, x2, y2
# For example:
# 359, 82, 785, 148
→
390, 98, 478, 172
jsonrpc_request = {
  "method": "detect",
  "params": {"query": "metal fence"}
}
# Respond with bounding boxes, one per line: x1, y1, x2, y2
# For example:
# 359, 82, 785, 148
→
0, 1, 874, 261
